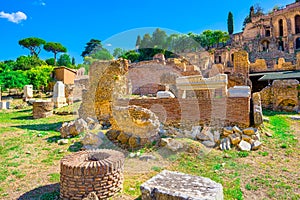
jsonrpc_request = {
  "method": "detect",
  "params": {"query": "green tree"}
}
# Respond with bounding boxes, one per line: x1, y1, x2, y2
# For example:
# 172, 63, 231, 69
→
113, 48, 126, 58
81, 39, 102, 57
43, 42, 67, 65
0, 70, 29, 89
45, 58, 55, 66
57, 54, 72, 67
121, 50, 140, 62
140, 34, 153, 49
15, 55, 46, 70
90, 48, 113, 60
18, 37, 46, 57
26, 65, 54, 89
227, 12, 234, 34
135, 35, 141, 48
72, 57, 76, 65
152, 28, 167, 49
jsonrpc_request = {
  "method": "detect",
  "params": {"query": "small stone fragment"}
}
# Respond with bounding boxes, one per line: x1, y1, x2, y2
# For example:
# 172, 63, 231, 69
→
223, 127, 233, 136
242, 127, 257, 136
233, 126, 242, 134
57, 139, 69, 145
229, 133, 241, 145
220, 138, 231, 151
238, 140, 251, 151
251, 140, 262, 150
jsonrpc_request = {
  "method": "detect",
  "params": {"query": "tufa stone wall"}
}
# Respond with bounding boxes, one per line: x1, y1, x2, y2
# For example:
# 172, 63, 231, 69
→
260, 79, 299, 111
233, 51, 250, 77
250, 59, 267, 72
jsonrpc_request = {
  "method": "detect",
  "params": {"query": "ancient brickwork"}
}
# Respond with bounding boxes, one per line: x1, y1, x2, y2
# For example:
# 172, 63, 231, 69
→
73, 76, 89, 101
60, 150, 125, 200
116, 97, 250, 128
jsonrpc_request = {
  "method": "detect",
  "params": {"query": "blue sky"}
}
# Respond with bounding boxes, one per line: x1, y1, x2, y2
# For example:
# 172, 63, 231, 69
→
0, 0, 294, 64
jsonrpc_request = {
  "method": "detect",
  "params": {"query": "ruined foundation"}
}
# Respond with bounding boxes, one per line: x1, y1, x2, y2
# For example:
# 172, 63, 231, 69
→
60, 149, 125, 200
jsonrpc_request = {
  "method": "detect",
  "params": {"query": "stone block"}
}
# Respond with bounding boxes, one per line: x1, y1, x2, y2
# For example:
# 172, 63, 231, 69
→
228, 86, 251, 98
156, 91, 175, 99
140, 170, 223, 200
0, 101, 10, 109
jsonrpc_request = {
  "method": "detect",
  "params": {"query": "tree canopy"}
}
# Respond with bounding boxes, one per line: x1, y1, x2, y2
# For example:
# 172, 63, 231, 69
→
18, 37, 46, 57
81, 39, 102, 57
43, 42, 67, 65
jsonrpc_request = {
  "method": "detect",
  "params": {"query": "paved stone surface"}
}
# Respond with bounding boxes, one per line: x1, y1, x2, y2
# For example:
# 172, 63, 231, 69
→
140, 170, 223, 200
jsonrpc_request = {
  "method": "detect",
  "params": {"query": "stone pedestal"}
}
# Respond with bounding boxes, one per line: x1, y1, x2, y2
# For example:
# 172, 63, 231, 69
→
0, 101, 10, 109
33, 100, 54, 119
23, 85, 33, 101
53, 81, 67, 108
141, 170, 224, 200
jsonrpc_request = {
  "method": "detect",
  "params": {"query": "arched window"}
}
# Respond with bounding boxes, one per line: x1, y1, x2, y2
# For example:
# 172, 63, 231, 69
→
279, 19, 284, 36
295, 15, 300, 34
296, 38, 300, 49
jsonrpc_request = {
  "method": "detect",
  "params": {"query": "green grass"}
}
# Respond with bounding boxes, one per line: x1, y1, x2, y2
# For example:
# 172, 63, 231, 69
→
48, 173, 60, 182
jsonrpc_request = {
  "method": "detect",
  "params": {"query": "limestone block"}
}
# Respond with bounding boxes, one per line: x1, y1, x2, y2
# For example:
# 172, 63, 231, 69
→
220, 137, 231, 151
156, 91, 175, 99
238, 140, 251, 151
32, 100, 53, 119
23, 85, 33, 100
228, 86, 251, 98
140, 170, 224, 200
0, 101, 10, 109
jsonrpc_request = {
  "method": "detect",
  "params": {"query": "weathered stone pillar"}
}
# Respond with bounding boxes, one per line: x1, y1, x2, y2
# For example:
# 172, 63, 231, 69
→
53, 81, 67, 108
252, 92, 263, 127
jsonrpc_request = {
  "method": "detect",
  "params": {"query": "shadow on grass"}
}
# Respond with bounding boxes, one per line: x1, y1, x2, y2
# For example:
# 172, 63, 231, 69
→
68, 142, 83, 152
18, 183, 59, 200
46, 135, 62, 143
11, 115, 34, 120
16, 108, 32, 113
13, 122, 62, 132
263, 109, 297, 116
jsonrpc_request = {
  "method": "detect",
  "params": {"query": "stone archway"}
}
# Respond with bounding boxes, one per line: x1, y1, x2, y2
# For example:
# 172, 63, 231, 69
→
279, 19, 284, 36
295, 15, 300, 34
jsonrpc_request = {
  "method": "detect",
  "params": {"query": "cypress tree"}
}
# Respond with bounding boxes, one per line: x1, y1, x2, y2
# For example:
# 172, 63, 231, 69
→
227, 12, 234, 34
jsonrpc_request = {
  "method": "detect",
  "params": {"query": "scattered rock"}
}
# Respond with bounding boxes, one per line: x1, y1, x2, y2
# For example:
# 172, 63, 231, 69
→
164, 138, 184, 152
201, 140, 216, 148
238, 140, 251, 151
220, 138, 231, 151
265, 131, 272, 137
26, 151, 31, 155
242, 127, 257, 136
81, 132, 103, 149
223, 127, 233, 136
139, 155, 157, 161
58, 139, 69, 145
290, 115, 300, 120
37, 134, 43, 137
129, 153, 136, 158
233, 126, 242, 134
229, 133, 241, 145
251, 140, 262, 150
60, 118, 88, 138
241, 134, 252, 143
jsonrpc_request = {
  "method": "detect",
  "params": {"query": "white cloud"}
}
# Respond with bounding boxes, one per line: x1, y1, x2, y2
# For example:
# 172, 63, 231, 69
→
33, 0, 46, 6
106, 43, 112, 47
0, 11, 27, 24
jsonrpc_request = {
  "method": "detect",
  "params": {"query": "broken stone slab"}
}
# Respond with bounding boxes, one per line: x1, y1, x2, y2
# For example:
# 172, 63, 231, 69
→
242, 127, 257, 136
241, 134, 252, 143
196, 127, 214, 141
290, 115, 300, 120
156, 91, 175, 98
228, 86, 251, 98
232, 126, 242, 134
81, 132, 103, 149
251, 140, 262, 150
223, 127, 233, 136
140, 170, 223, 200
201, 140, 216, 148
228, 133, 241, 145
220, 138, 231, 151
238, 140, 251, 151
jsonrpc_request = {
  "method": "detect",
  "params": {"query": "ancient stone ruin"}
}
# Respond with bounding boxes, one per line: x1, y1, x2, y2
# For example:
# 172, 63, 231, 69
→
260, 79, 299, 112
53, 81, 67, 108
60, 149, 125, 200
32, 100, 54, 119
140, 170, 224, 200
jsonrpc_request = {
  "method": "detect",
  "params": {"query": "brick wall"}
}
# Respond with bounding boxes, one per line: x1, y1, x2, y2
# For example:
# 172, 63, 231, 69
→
117, 97, 250, 127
